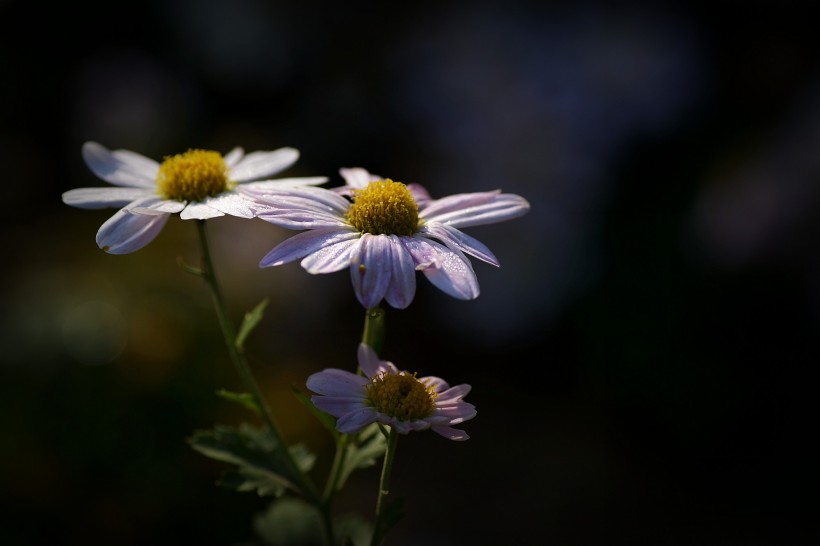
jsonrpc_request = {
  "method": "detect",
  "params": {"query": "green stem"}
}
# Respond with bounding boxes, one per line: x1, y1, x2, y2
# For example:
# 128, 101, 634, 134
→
195, 220, 319, 502
361, 306, 386, 353
370, 427, 399, 546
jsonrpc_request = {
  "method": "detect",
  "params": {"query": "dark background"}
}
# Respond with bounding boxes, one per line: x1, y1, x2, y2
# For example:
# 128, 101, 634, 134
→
1, 0, 817, 544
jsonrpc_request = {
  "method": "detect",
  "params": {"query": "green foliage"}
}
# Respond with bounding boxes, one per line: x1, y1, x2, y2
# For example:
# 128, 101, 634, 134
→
188, 423, 315, 498
292, 387, 339, 438
253, 498, 374, 546
236, 298, 269, 350
216, 389, 261, 414
336, 423, 387, 494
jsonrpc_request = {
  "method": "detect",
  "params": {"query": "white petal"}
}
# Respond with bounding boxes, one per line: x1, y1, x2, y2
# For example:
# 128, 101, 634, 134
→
435, 383, 471, 402
339, 167, 380, 189
350, 234, 392, 309
420, 376, 451, 394
203, 192, 255, 218
383, 236, 416, 309
229, 147, 299, 181
96, 199, 170, 254
422, 192, 530, 228
301, 237, 359, 274
179, 202, 225, 220
421, 223, 499, 266
223, 147, 244, 168
431, 425, 470, 441
131, 199, 187, 215
241, 177, 329, 190
404, 237, 479, 300
81, 141, 158, 188
62, 187, 152, 209
259, 228, 358, 268
246, 186, 350, 214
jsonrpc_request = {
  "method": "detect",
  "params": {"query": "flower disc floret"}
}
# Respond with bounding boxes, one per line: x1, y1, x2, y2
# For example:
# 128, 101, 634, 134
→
367, 371, 437, 421
157, 149, 230, 202
346, 179, 419, 236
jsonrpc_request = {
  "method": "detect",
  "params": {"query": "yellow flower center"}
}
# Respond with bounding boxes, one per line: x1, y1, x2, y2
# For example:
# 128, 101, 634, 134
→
156, 149, 231, 202
346, 179, 419, 236
366, 371, 437, 421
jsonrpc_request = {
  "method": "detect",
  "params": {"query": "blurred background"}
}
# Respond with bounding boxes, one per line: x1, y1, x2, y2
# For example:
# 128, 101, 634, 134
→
1, 0, 817, 544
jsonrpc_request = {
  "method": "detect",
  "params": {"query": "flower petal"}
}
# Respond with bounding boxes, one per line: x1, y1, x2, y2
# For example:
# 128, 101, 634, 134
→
421, 191, 530, 228
307, 368, 369, 397
336, 407, 379, 434
62, 187, 152, 209
311, 395, 368, 418
259, 228, 358, 268
421, 223, 499, 266
350, 234, 393, 309
203, 192, 255, 218
241, 177, 329, 191
247, 186, 351, 214
383, 236, 416, 309
223, 146, 244, 168
228, 147, 299, 181
179, 202, 225, 220
357, 343, 385, 377
420, 376, 451, 394
435, 403, 477, 424
82, 141, 158, 188
301, 237, 359, 274
431, 425, 470, 441
130, 199, 187, 215
404, 237, 480, 300
340, 167, 380, 189
435, 383, 472, 403
96, 199, 170, 254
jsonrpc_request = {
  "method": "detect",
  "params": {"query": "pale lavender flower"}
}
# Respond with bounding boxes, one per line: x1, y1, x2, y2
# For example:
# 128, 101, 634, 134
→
306, 343, 476, 440
62, 141, 327, 254
246, 167, 530, 309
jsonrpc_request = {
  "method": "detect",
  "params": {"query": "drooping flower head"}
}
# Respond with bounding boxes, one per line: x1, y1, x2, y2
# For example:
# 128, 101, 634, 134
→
62, 142, 327, 254
246, 167, 530, 309
306, 343, 476, 440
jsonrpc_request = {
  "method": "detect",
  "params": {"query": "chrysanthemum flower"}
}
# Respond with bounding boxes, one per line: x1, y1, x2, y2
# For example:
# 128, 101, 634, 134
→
246, 167, 530, 309
306, 343, 476, 440
62, 141, 327, 254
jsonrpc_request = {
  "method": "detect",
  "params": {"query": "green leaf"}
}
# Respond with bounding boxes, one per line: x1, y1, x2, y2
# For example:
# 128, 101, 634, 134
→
336, 423, 387, 492
236, 298, 269, 350
216, 389, 261, 415
188, 423, 315, 498
372, 497, 405, 545
253, 497, 324, 546
334, 513, 372, 546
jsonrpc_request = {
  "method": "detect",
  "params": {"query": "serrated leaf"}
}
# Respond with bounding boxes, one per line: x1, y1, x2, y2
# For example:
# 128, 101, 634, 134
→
236, 298, 269, 350
336, 423, 387, 492
188, 423, 315, 497
216, 389, 261, 414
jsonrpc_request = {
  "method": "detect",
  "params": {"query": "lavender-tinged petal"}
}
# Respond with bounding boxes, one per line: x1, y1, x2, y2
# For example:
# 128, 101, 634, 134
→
435, 383, 472, 402
203, 192, 255, 218
260, 228, 358, 268
384, 236, 416, 309
339, 167, 379, 189
96, 203, 169, 254
407, 183, 433, 208
240, 177, 329, 191
435, 403, 477, 423
257, 210, 350, 230
310, 396, 368, 418
246, 186, 351, 214
307, 369, 369, 396
350, 234, 392, 309
357, 343, 382, 377
423, 193, 531, 229
223, 147, 244, 168
229, 147, 299, 181
421, 223, 499, 266
431, 425, 470, 441
419, 190, 502, 218
62, 187, 152, 209
301, 237, 359, 274
130, 199, 187, 215
405, 237, 480, 300
82, 142, 158, 188
179, 202, 225, 220
336, 407, 379, 434
419, 376, 450, 394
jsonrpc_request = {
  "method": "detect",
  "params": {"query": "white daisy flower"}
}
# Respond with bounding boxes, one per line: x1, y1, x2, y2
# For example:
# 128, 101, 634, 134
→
62, 141, 327, 254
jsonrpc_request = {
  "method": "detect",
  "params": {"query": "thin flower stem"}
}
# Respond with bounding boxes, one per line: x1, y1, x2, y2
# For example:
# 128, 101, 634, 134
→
371, 426, 399, 546
195, 220, 319, 503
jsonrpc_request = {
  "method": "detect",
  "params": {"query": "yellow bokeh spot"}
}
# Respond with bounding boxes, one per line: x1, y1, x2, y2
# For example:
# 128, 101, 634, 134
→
156, 149, 230, 202
346, 179, 419, 236
366, 371, 436, 421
